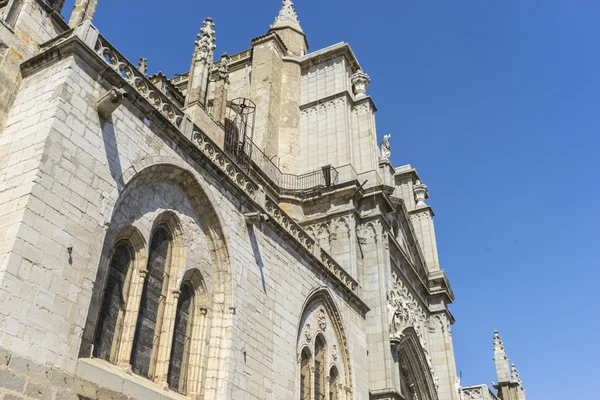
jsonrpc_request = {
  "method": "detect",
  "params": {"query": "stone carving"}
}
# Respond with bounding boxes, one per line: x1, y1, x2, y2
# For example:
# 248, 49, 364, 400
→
414, 180, 429, 207
462, 387, 483, 399
320, 251, 358, 292
332, 345, 338, 360
351, 69, 370, 98
304, 324, 312, 342
192, 131, 259, 200
380, 134, 391, 162
388, 270, 439, 391
317, 307, 327, 330
137, 58, 147, 75
272, 0, 301, 28
195, 17, 216, 63
217, 52, 229, 82
95, 35, 185, 128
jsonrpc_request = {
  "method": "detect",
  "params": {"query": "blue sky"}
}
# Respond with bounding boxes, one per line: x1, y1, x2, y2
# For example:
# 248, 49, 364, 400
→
63, 1, 599, 398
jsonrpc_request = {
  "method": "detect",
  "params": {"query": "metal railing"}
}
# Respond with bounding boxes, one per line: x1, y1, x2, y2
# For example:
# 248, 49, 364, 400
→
224, 122, 338, 193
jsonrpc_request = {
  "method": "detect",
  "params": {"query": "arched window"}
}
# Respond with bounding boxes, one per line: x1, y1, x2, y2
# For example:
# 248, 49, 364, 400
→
131, 227, 171, 378
300, 348, 312, 400
167, 283, 193, 392
329, 366, 339, 400
314, 335, 327, 400
93, 243, 132, 361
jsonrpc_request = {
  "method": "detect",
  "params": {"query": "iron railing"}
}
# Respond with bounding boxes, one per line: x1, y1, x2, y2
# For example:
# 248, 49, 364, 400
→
224, 124, 338, 193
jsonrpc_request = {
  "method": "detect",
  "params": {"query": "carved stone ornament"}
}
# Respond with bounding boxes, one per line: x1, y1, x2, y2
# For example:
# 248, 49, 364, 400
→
304, 324, 312, 342
332, 345, 338, 360
388, 270, 439, 391
413, 180, 429, 207
351, 69, 371, 98
137, 57, 148, 75
318, 307, 327, 331
217, 52, 229, 82
380, 133, 391, 162
195, 17, 216, 63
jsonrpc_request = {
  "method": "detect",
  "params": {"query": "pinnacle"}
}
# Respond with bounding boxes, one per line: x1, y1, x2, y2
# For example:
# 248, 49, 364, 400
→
271, 0, 303, 32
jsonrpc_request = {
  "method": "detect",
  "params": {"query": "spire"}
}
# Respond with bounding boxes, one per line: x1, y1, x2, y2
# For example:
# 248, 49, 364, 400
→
271, 0, 303, 32
195, 17, 216, 63
511, 364, 521, 385
493, 330, 511, 383
511, 363, 527, 400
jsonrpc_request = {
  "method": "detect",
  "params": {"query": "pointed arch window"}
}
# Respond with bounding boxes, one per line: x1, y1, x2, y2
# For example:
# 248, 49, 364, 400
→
167, 283, 193, 392
131, 227, 171, 378
314, 335, 327, 400
93, 243, 133, 361
300, 348, 312, 400
329, 366, 339, 400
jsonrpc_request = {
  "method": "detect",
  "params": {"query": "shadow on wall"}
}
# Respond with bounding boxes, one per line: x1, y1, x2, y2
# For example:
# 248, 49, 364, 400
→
100, 116, 124, 193
248, 225, 267, 294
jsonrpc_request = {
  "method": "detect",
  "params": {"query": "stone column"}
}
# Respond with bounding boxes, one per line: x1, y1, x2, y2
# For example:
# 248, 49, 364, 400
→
154, 289, 181, 388
68, 0, 98, 28
187, 308, 208, 398
211, 52, 229, 125
117, 268, 148, 371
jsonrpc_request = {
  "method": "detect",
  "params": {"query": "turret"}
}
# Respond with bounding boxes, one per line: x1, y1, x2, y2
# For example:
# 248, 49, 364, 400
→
268, 0, 308, 56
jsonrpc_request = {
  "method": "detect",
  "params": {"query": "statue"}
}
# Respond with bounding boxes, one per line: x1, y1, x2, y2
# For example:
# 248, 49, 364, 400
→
380, 134, 391, 162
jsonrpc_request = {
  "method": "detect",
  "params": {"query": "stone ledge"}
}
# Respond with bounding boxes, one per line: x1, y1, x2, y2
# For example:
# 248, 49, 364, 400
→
75, 358, 189, 400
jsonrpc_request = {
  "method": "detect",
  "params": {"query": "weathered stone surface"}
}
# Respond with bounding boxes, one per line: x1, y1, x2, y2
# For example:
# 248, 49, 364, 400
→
0, 1, 519, 400
0, 369, 26, 392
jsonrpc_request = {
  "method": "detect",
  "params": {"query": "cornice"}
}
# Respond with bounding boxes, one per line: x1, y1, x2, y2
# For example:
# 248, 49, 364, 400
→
251, 31, 288, 55
299, 90, 378, 112
298, 42, 361, 73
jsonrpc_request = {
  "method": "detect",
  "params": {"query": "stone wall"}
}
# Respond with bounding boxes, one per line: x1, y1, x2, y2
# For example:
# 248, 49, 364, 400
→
0, 32, 369, 399
0, 347, 137, 400
0, 0, 67, 129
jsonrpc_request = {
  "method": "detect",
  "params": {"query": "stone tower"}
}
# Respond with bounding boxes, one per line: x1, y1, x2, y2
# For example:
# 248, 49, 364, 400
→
493, 331, 527, 400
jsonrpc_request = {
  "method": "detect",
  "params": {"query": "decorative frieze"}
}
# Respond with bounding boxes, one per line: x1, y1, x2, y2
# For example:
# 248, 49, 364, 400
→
94, 34, 185, 128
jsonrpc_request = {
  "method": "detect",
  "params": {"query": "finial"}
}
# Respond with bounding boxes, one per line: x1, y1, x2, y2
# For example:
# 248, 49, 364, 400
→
493, 330, 505, 351
413, 180, 429, 207
511, 363, 522, 384
195, 17, 217, 63
137, 58, 148, 75
217, 52, 230, 82
271, 0, 302, 31
351, 70, 371, 98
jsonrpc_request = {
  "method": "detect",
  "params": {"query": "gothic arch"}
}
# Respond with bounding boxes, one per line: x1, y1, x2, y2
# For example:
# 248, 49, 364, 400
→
91, 225, 147, 363
393, 327, 438, 400
82, 161, 235, 397
296, 287, 354, 394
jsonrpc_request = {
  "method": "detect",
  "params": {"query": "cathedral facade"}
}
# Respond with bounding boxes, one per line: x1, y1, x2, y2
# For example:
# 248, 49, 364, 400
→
0, 1, 526, 399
